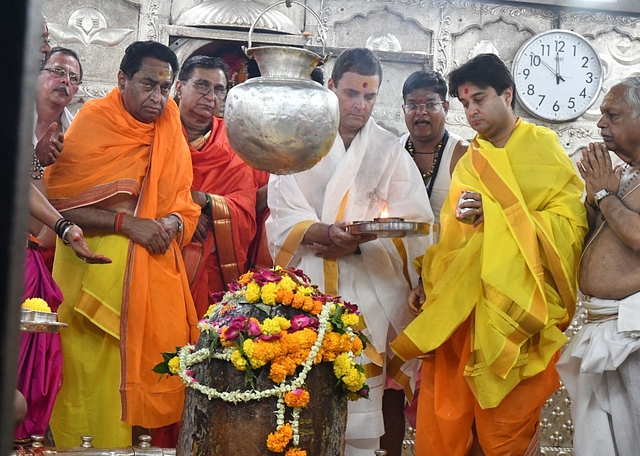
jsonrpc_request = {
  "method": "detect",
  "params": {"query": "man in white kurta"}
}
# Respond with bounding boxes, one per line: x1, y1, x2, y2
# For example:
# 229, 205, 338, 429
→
266, 48, 433, 456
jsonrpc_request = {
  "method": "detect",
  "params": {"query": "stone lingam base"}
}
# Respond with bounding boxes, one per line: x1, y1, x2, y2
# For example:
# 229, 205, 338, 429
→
176, 333, 347, 456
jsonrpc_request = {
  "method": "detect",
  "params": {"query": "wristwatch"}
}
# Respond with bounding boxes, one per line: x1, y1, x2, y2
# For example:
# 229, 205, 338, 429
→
593, 189, 614, 208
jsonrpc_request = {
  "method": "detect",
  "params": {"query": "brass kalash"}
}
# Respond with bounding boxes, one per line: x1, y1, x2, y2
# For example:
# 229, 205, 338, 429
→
225, 0, 339, 175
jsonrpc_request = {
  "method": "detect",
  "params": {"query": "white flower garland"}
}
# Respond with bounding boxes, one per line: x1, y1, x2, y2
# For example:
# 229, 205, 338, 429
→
177, 302, 354, 404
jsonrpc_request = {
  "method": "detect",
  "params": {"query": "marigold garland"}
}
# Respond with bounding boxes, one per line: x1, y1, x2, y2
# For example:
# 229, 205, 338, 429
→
154, 266, 369, 455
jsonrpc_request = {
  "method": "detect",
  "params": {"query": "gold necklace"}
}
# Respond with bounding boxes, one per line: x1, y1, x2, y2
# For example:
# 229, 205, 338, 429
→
406, 137, 445, 180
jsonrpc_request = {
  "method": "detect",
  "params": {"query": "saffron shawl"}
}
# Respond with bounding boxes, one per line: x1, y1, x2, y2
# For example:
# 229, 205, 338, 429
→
391, 119, 587, 408
46, 88, 200, 430
182, 116, 257, 317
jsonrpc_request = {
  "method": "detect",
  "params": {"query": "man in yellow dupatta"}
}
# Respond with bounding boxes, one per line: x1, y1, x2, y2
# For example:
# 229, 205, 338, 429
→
390, 53, 588, 456
45, 41, 201, 447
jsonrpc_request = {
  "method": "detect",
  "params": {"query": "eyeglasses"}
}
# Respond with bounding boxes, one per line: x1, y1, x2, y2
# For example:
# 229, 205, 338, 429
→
187, 80, 227, 99
402, 101, 444, 114
41, 66, 81, 85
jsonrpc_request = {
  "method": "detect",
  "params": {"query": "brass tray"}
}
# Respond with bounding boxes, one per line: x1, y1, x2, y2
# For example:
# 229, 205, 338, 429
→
345, 218, 430, 238
20, 321, 68, 333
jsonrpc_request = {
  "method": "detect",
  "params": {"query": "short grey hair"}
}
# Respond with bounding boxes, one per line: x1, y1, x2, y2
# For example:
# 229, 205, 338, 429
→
617, 76, 640, 118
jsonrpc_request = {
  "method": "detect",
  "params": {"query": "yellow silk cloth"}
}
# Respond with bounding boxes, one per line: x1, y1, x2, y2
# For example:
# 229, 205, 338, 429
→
46, 89, 201, 444
391, 119, 588, 408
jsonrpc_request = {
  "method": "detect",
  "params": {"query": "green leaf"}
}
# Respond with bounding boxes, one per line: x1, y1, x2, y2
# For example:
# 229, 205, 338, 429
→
152, 362, 170, 375
244, 365, 256, 387
253, 303, 272, 315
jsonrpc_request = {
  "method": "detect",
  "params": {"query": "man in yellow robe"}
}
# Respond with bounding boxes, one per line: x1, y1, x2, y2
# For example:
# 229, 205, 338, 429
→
390, 53, 588, 456
45, 41, 201, 447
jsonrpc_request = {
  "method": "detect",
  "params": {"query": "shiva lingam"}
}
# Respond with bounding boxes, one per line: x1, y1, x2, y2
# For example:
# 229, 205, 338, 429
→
224, 0, 339, 175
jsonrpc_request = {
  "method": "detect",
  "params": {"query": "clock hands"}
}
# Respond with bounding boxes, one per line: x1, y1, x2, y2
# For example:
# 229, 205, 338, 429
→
555, 52, 566, 85
531, 52, 565, 84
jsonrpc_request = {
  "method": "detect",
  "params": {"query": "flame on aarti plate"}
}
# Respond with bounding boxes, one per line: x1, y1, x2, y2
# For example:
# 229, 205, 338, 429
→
379, 202, 389, 218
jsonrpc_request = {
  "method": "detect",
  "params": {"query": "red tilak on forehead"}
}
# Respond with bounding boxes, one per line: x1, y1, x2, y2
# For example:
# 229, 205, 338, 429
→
363, 82, 368, 88
464, 88, 469, 94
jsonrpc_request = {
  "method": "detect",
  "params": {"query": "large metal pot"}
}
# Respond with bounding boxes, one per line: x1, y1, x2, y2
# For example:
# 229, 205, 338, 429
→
224, 1, 339, 175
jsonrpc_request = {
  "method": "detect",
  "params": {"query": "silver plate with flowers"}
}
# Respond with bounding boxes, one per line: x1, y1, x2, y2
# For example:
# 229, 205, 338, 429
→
345, 217, 430, 238
20, 308, 68, 333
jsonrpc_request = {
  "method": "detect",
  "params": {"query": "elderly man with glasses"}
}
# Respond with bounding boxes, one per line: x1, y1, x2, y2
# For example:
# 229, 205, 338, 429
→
175, 55, 257, 319
32, 47, 81, 183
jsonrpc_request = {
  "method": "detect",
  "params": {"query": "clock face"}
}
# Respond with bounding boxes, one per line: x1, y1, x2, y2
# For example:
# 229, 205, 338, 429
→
512, 30, 603, 122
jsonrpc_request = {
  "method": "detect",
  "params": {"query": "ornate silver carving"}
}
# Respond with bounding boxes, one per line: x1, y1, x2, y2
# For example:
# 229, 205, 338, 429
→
365, 32, 402, 51
48, 7, 134, 47
434, 7, 452, 74
147, 0, 160, 40
174, 0, 300, 35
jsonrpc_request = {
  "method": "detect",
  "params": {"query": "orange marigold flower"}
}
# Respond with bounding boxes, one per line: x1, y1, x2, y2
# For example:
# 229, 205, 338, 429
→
238, 271, 254, 285
285, 448, 307, 456
310, 300, 323, 315
339, 333, 353, 352
321, 332, 341, 353
351, 336, 363, 355
282, 290, 295, 305
270, 362, 289, 383
266, 423, 293, 453
301, 296, 314, 312
285, 389, 310, 408
251, 339, 282, 365
291, 292, 305, 309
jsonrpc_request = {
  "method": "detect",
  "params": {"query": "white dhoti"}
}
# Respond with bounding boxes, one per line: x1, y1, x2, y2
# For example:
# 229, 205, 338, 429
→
557, 291, 640, 456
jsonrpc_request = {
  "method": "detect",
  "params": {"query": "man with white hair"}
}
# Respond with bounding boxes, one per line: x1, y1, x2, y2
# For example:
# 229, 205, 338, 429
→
557, 76, 640, 456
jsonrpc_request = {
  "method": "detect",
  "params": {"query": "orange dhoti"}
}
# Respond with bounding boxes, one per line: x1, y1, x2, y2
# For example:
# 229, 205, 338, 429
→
416, 319, 560, 456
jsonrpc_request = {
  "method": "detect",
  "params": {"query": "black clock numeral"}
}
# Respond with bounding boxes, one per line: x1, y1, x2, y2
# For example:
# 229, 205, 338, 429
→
527, 84, 535, 96
541, 44, 551, 56
568, 97, 576, 109
573, 45, 578, 57
585, 72, 593, 83
529, 54, 541, 66
582, 56, 590, 68
523, 68, 530, 79
555, 40, 565, 53
553, 101, 560, 112
537, 94, 546, 107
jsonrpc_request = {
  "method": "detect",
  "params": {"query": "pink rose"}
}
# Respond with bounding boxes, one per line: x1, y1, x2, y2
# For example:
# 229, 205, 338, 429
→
290, 314, 319, 331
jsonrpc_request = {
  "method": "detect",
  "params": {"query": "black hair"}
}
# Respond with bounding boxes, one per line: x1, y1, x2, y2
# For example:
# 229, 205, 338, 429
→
119, 41, 179, 80
402, 70, 447, 101
448, 53, 516, 109
178, 55, 230, 85
331, 48, 382, 87
41, 47, 83, 82
311, 67, 324, 85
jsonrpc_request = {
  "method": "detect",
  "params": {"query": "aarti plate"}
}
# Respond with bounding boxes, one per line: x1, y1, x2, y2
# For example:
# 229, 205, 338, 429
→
20, 321, 68, 333
345, 218, 430, 238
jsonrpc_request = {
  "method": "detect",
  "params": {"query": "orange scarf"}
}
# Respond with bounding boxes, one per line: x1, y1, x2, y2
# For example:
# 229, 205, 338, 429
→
46, 88, 201, 427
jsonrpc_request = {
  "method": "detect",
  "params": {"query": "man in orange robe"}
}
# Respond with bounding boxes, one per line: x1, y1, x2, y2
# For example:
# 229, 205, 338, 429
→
175, 55, 257, 317
45, 41, 200, 447
390, 54, 587, 456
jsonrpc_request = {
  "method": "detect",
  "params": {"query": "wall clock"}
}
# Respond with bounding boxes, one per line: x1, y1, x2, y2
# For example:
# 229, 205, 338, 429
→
512, 30, 604, 122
